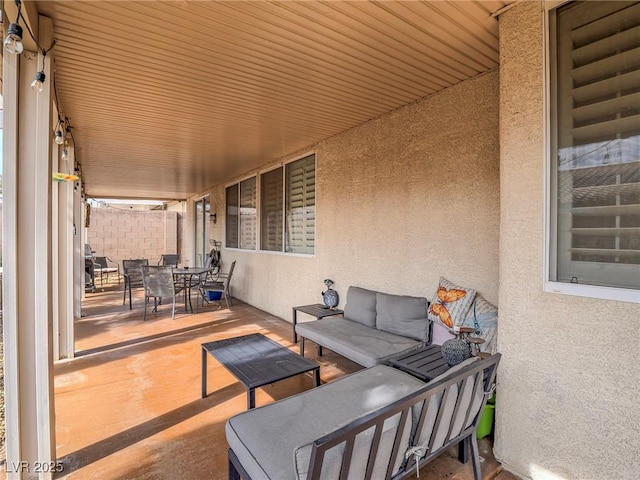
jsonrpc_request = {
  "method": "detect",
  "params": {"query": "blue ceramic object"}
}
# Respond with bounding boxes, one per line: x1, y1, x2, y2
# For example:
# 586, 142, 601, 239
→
441, 338, 471, 366
322, 279, 339, 309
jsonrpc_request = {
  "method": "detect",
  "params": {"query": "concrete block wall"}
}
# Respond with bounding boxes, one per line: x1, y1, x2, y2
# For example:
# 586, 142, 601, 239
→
86, 208, 180, 267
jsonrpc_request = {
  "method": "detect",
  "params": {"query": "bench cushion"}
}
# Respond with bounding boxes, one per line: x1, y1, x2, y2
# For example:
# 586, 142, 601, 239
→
295, 317, 423, 367
375, 292, 430, 342
343, 286, 377, 327
226, 365, 426, 480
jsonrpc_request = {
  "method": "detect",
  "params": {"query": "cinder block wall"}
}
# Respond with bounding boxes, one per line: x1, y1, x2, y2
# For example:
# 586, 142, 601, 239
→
86, 209, 180, 267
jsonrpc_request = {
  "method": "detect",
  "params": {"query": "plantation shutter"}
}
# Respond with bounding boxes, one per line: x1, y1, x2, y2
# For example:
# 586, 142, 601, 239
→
285, 154, 316, 254
225, 185, 239, 249
239, 177, 256, 250
554, 1, 640, 289
260, 167, 283, 251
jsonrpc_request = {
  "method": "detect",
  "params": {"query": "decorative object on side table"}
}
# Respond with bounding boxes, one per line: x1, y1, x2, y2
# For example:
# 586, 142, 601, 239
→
441, 337, 471, 366
322, 279, 339, 309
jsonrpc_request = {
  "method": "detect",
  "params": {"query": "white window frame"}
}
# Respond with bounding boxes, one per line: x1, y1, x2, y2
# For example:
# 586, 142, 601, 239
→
543, 0, 640, 304
258, 152, 316, 257
225, 174, 257, 251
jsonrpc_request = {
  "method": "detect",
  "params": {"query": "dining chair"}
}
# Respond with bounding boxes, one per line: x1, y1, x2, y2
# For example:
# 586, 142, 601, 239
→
94, 256, 120, 285
122, 259, 149, 309
141, 265, 178, 321
158, 254, 179, 267
198, 260, 236, 311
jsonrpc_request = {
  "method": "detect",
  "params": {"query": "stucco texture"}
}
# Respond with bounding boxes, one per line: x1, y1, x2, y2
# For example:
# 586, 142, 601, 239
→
207, 70, 500, 324
496, 3, 640, 479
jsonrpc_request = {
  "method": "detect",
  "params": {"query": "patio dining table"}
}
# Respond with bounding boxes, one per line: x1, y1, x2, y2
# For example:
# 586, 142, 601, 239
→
172, 267, 209, 313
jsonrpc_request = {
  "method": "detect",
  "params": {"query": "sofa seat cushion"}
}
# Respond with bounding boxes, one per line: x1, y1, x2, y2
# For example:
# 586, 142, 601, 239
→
296, 317, 424, 367
375, 292, 430, 342
226, 365, 426, 480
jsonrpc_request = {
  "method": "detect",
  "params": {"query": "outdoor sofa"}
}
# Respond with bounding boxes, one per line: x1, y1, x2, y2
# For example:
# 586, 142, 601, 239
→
295, 286, 432, 367
226, 353, 501, 480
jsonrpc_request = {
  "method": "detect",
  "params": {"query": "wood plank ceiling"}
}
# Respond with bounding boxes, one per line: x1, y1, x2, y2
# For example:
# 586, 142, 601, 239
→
34, 0, 509, 200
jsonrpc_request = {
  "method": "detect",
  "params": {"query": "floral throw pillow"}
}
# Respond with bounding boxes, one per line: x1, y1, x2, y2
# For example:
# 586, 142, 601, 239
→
462, 295, 498, 354
427, 277, 476, 331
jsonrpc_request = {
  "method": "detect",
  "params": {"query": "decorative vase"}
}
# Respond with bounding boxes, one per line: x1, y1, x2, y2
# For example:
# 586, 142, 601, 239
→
441, 338, 471, 366
322, 279, 339, 309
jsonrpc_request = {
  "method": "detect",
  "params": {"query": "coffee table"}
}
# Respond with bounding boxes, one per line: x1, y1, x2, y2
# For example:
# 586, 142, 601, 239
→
201, 333, 320, 409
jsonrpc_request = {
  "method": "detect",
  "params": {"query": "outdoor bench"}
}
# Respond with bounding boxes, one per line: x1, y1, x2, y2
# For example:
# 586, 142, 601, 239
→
226, 353, 501, 480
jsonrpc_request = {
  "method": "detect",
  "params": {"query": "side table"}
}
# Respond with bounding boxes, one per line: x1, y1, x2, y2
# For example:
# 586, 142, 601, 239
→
291, 304, 344, 343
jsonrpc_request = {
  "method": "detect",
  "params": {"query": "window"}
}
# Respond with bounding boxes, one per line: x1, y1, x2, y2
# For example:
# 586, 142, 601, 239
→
549, 2, 640, 295
260, 167, 283, 251
260, 154, 316, 254
285, 154, 316, 254
225, 177, 256, 249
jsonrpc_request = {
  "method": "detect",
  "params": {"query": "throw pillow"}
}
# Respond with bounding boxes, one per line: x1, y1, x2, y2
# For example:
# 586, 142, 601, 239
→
375, 292, 430, 342
462, 295, 498, 354
427, 277, 476, 331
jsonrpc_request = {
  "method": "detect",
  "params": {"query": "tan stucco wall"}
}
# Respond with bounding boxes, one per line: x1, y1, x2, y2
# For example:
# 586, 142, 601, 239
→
497, 3, 640, 479
196, 69, 500, 324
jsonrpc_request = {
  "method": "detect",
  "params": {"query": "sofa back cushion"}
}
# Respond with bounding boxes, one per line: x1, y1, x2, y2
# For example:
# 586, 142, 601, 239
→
343, 286, 377, 327
375, 292, 430, 342
412, 357, 483, 452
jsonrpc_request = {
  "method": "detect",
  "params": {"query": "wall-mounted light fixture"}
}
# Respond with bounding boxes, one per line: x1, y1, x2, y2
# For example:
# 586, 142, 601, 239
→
210, 213, 217, 224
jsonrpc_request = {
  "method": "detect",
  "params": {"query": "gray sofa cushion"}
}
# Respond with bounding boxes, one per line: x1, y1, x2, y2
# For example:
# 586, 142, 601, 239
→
412, 357, 482, 452
296, 317, 423, 367
375, 292, 430, 342
225, 365, 426, 480
343, 286, 377, 327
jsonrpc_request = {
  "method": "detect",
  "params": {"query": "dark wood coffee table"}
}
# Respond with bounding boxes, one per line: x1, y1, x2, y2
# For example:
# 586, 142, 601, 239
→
201, 333, 320, 409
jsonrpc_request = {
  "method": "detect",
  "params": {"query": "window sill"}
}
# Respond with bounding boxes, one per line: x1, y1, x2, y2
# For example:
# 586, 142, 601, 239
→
544, 281, 640, 304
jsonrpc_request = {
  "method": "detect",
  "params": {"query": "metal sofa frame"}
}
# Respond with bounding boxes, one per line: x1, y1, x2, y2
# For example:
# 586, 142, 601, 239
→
228, 353, 500, 480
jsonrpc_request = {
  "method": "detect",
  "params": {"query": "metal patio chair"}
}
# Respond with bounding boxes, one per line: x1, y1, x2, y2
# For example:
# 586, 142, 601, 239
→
122, 259, 149, 309
94, 256, 120, 285
198, 260, 236, 311
141, 265, 178, 321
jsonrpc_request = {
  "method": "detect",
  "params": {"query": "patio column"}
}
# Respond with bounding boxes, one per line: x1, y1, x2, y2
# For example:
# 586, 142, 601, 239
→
2, 11, 57, 479
55, 132, 75, 360
73, 171, 83, 319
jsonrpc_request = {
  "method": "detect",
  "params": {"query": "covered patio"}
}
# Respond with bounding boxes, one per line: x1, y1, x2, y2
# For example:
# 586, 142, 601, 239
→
2, 1, 639, 480
55, 285, 511, 479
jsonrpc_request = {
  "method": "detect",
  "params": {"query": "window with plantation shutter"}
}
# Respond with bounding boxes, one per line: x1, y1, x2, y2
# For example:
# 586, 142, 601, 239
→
260, 167, 283, 251
550, 1, 640, 292
225, 185, 239, 249
225, 177, 256, 250
239, 177, 256, 249
286, 155, 315, 254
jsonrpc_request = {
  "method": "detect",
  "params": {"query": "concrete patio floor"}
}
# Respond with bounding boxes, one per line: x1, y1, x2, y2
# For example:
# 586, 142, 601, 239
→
51, 282, 517, 480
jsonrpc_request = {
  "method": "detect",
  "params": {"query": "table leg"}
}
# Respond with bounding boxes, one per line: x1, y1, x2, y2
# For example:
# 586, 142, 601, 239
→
458, 437, 468, 463
313, 367, 320, 387
292, 308, 298, 343
201, 348, 208, 398
248, 388, 255, 409
187, 276, 193, 313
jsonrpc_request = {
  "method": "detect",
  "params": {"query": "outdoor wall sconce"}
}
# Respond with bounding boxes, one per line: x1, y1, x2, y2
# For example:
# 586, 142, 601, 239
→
210, 213, 217, 224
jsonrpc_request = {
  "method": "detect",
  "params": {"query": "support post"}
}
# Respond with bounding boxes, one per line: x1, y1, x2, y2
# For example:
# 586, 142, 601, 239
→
2, 14, 57, 479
